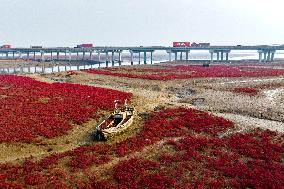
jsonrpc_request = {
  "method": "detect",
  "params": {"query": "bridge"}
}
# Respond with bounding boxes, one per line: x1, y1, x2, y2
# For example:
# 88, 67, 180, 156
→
1, 45, 284, 65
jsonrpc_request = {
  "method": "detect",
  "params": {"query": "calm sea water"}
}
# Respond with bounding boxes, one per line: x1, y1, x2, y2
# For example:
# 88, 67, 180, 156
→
1, 50, 284, 74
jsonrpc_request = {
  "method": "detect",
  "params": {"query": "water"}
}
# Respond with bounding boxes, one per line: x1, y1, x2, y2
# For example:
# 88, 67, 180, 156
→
120, 50, 284, 61
1, 51, 284, 74
0, 60, 164, 74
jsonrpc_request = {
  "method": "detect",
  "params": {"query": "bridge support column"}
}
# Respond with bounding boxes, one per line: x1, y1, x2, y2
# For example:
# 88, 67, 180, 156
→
111, 51, 115, 66
210, 50, 230, 62
19, 52, 22, 59
270, 51, 275, 62
106, 52, 109, 67
221, 50, 231, 61
27, 52, 30, 60
50, 52, 53, 60
98, 52, 101, 62
65, 51, 68, 60
217, 52, 220, 61
76, 52, 79, 60
258, 52, 262, 63
12, 52, 15, 59
180, 52, 183, 61
118, 52, 122, 65
138, 52, 141, 64
168, 51, 172, 62
221, 52, 224, 61
68, 51, 72, 61
174, 52, 177, 61
267, 51, 271, 62
40, 51, 45, 62
226, 53, 229, 61
57, 52, 60, 60
186, 51, 189, 61
130, 51, 134, 65
144, 51, 147, 64
150, 51, 153, 64
83, 52, 86, 60
263, 52, 267, 62
90, 51, 92, 60
33, 52, 36, 60
6, 53, 8, 59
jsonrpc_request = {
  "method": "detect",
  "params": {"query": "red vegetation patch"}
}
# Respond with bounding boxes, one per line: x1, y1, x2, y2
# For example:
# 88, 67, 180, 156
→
233, 87, 259, 95
115, 129, 284, 189
82, 64, 284, 80
0, 107, 283, 188
114, 107, 234, 156
0, 75, 132, 142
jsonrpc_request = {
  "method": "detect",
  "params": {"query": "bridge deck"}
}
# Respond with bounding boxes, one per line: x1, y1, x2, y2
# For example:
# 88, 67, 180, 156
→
0, 45, 284, 53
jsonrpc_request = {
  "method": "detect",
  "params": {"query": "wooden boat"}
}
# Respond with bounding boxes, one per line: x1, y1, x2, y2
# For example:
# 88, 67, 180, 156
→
94, 100, 135, 141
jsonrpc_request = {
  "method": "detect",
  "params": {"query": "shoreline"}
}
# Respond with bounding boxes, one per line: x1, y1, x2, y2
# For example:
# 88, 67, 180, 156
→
0, 59, 284, 72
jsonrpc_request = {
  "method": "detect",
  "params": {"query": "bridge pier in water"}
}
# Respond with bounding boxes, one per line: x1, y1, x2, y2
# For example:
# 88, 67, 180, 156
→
111, 50, 123, 66
40, 51, 45, 62
106, 51, 109, 66
130, 51, 134, 65
166, 50, 172, 62
95, 50, 106, 66
258, 50, 275, 62
82, 51, 86, 60
100, 50, 123, 66
130, 50, 155, 65
68, 51, 72, 61
111, 51, 115, 66
0, 46, 281, 68
118, 51, 122, 65
97, 52, 101, 62
210, 50, 231, 62
167, 50, 190, 62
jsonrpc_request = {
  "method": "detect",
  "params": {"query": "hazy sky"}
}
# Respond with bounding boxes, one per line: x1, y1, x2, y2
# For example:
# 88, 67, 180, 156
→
0, 0, 283, 47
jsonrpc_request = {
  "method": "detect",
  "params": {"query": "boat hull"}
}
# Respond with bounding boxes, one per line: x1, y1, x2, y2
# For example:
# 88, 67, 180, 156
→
94, 108, 135, 141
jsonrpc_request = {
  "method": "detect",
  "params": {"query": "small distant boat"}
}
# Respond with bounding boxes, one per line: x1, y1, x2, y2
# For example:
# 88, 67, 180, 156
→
94, 99, 135, 141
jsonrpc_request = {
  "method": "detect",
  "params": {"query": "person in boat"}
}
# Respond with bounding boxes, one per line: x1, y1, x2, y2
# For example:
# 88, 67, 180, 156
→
94, 99, 133, 141
114, 100, 120, 113
124, 99, 133, 115
94, 100, 120, 141
124, 99, 129, 111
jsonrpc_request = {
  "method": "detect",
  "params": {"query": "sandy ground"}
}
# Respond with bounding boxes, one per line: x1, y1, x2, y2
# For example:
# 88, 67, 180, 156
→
0, 61, 283, 163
